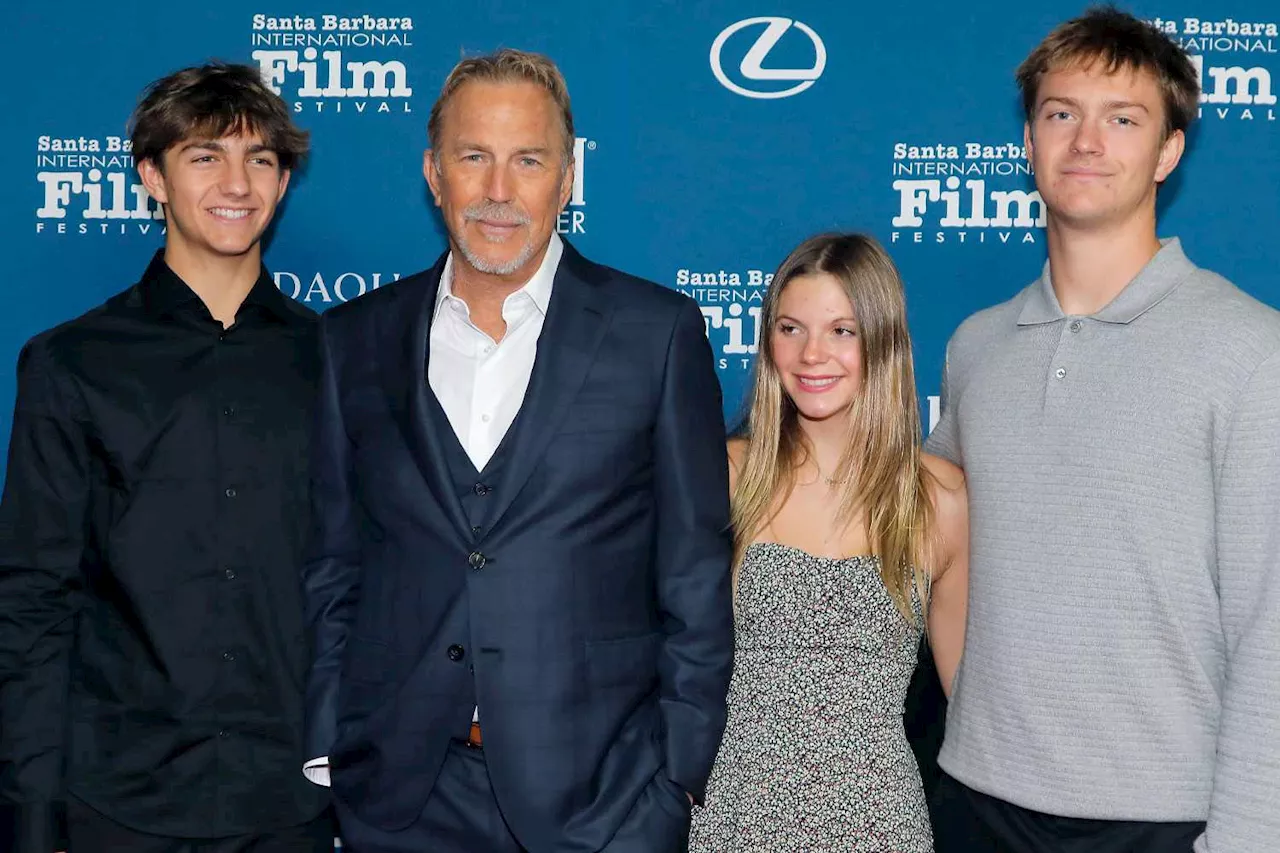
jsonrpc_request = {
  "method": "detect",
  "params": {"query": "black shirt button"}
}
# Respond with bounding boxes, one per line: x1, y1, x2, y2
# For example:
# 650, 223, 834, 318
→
222, 651, 235, 662
222, 405, 235, 417
471, 525, 482, 536
447, 644, 465, 662
468, 551, 486, 570
218, 729, 229, 738
473, 483, 490, 496
223, 568, 236, 580
224, 487, 237, 498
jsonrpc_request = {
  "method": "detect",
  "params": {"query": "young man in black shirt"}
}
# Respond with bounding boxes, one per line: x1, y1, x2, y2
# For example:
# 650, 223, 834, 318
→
0, 63, 331, 853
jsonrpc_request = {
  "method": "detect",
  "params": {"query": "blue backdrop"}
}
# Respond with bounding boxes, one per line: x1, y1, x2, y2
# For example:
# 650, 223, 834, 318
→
3, 1, 1278, 847
7, 1, 1279, 463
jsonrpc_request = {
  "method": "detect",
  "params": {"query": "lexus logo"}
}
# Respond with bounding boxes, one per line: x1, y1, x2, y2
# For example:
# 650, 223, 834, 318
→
709, 17, 826, 99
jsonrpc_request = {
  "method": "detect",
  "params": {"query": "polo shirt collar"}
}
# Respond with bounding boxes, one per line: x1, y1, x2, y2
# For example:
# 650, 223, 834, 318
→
1017, 237, 1195, 326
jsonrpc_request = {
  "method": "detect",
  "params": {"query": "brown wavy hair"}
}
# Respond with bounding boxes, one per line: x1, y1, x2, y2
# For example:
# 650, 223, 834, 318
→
129, 62, 309, 172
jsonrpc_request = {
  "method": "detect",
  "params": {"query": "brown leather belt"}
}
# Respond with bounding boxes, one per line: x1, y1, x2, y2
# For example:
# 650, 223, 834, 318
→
467, 721, 483, 748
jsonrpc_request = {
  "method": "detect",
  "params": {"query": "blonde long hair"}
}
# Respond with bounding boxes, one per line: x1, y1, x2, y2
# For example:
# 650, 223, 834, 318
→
732, 233, 935, 624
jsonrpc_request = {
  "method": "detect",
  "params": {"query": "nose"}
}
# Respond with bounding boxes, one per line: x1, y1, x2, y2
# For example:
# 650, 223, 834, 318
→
799, 333, 827, 365
484, 162, 514, 203
1070, 118, 1103, 157
220, 158, 250, 197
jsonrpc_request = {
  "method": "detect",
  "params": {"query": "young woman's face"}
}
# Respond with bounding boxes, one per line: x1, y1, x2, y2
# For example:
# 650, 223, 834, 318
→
770, 273, 863, 422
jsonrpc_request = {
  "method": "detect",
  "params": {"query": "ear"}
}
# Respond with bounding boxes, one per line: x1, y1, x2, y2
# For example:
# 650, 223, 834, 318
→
137, 156, 169, 205
558, 156, 574, 211
1023, 121, 1034, 163
1154, 128, 1185, 183
276, 168, 292, 203
423, 149, 442, 206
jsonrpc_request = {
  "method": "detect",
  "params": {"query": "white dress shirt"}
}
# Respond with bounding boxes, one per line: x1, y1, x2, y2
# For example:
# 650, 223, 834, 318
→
304, 235, 563, 787
428, 233, 561, 472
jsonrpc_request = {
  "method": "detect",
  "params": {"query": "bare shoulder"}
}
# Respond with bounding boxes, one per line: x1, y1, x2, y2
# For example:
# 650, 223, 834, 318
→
922, 452, 967, 526
922, 452, 963, 490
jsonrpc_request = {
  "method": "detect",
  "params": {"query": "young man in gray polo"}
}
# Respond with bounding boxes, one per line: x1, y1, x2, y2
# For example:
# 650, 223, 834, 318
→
926, 8, 1280, 852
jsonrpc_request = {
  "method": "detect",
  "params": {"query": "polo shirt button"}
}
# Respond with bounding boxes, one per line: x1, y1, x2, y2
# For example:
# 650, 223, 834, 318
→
1069, 320, 1082, 333
1055, 367, 1067, 379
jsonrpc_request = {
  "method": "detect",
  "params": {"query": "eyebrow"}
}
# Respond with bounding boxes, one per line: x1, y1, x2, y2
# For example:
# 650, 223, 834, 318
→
454, 141, 553, 156
776, 314, 858, 325
1104, 100, 1150, 113
1040, 96, 1151, 113
176, 140, 277, 155
178, 139, 226, 154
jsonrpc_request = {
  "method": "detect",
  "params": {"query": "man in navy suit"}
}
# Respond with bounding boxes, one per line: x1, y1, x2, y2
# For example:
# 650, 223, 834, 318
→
301, 49, 734, 853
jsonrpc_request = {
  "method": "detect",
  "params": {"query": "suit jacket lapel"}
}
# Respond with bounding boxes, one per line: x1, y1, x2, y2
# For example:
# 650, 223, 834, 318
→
483, 243, 612, 532
389, 251, 472, 541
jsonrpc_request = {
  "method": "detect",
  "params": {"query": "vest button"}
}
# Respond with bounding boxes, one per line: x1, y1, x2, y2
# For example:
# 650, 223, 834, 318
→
473, 483, 490, 496
468, 551, 487, 570
447, 644, 465, 662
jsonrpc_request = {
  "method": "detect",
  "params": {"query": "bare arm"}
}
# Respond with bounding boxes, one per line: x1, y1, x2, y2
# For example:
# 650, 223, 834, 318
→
922, 453, 968, 698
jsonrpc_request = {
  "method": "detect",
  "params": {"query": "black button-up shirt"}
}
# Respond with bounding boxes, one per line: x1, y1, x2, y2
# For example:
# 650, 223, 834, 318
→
0, 252, 327, 846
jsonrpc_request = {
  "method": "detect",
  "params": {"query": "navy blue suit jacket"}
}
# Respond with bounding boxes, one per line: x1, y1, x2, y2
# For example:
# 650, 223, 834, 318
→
303, 242, 733, 851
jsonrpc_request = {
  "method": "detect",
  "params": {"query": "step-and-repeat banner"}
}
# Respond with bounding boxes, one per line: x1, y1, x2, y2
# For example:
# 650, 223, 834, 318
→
3, 0, 1278, 841
7, 1, 1279, 456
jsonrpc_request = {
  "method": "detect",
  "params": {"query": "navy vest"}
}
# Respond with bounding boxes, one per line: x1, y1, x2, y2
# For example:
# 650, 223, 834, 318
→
420, 381, 526, 727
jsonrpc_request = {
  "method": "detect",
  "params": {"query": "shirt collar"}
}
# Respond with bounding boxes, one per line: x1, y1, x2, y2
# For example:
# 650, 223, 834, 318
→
434, 232, 563, 319
1016, 237, 1195, 326
139, 249, 303, 325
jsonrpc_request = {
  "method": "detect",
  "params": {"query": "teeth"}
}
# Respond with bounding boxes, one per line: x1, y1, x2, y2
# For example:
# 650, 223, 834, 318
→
798, 377, 838, 388
210, 208, 251, 220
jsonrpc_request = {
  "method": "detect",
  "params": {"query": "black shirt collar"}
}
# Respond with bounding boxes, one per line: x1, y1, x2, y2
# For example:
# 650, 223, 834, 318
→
139, 250, 304, 325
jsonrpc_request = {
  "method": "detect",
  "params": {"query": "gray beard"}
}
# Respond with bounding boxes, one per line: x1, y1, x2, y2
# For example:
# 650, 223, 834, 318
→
456, 232, 537, 276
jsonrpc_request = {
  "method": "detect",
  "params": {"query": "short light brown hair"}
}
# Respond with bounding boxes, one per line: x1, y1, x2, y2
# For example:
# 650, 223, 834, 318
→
427, 48, 575, 167
129, 62, 308, 172
1016, 6, 1199, 137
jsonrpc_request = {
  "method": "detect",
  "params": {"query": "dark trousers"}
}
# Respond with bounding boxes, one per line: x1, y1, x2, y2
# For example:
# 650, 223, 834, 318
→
334, 742, 690, 853
65, 797, 334, 853
931, 772, 1205, 853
